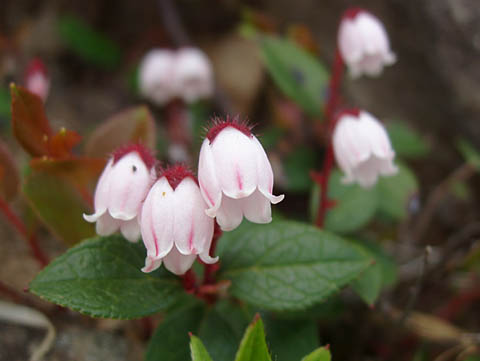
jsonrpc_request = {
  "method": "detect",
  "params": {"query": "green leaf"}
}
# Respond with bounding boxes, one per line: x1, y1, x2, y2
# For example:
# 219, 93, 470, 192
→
190, 335, 214, 361
234, 316, 271, 361
58, 15, 121, 68
29, 235, 184, 319
85, 105, 156, 158
322, 170, 378, 234
146, 303, 204, 361
284, 146, 317, 192
23, 165, 96, 245
376, 163, 418, 220
464, 356, 480, 361
260, 35, 328, 117
0, 86, 11, 120
352, 241, 397, 305
386, 121, 430, 158
146, 300, 250, 361
218, 220, 372, 311
301, 347, 331, 361
457, 138, 480, 171
264, 316, 318, 361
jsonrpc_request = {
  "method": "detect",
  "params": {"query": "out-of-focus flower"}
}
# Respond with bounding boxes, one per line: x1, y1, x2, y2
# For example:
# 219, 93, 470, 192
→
139, 49, 176, 105
198, 117, 284, 231
24, 58, 50, 102
332, 109, 397, 188
338, 8, 396, 78
140, 165, 217, 275
83, 144, 156, 242
173, 47, 214, 103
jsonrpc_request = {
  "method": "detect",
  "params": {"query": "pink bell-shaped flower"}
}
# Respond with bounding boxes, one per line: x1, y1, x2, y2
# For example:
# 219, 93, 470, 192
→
198, 117, 284, 231
139, 49, 176, 105
140, 165, 217, 275
24, 58, 50, 102
83, 144, 156, 242
332, 109, 397, 188
338, 8, 396, 78
173, 47, 214, 103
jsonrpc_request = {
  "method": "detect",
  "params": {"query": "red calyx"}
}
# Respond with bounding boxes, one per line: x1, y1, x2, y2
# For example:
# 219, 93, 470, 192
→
342, 7, 366, 20
336, 107, 361, 120
205, 115, 253, 142
159, 164, 197, 190
24, 57, 48, 81
112, 143, 156, 169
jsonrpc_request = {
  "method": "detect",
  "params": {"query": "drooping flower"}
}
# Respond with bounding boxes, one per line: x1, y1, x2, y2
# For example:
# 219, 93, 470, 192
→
140, 165, 217, 275
338, 8, 396, 78
332, 109, 397, 188
198, 117, 284, 231
83, 144, 156, 242
139, 49, 176, 105
25, 58, 50, 102
173, 47, 214, 103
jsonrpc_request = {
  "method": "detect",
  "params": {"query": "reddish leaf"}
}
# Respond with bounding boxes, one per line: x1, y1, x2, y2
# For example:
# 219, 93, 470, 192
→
85, 105, 156, 158
24, 157, 106, 245
46, 127, 82, 158
10, 83, 52, 157
0, 140, 20, 202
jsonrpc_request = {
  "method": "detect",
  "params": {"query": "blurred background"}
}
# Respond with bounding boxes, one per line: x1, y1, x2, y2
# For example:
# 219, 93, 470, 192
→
1, 0, 480, 360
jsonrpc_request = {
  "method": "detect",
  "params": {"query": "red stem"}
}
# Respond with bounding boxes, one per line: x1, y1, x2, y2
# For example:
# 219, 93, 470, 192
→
315, 47, 344, 228
203, 223, 222, 286
0, 197, 49, 267
182, 269, 197, 293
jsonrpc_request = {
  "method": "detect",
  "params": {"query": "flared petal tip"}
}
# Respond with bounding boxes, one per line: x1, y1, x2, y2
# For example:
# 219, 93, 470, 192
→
199, 252, 219, 265
83, 212, 102, 223
109, 211, 137, 221
142, 256, 162, 273
205, 207, 217, 218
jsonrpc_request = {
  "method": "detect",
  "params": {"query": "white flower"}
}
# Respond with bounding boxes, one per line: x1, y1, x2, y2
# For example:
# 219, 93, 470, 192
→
338, 9, 396, 78
198, 118, 284, 231
332, 109, 397, 188
83, 144, 156, 242
25, 58, 50, 102
140, 165, 217, 275
173, 47, 214, 103
139, 49, 176, 105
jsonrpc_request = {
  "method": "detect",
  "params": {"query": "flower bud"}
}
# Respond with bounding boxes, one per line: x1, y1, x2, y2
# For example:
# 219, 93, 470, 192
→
140, 165, 217, 275
83, 144, 156, 242
24, 58, 50, 102
139, 49, 176, 105
174, 47, 214, 103
332, 109, 397, 188
198, 117, 284, 231
338, 8, 396, 78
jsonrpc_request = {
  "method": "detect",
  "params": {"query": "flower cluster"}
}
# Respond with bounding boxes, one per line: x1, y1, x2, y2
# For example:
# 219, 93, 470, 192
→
139, 47, 214, 106
84, 118, 284, 275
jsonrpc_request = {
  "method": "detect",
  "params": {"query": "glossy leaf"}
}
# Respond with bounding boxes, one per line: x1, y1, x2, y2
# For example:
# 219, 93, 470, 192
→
30, 235, 185, 319
301, 347, 331, 361
387, 121, 429, 159
0, 140, 20, 201
147, 300, 249, 361
58, 15, 121, 68
85, 106, 156, 158
457, 138, 480, 171
260, 35, 328, 117
376, 163, 418, 220
47, 127, 82, 158
323, 170, 378, 234
234, 316, 271, 361
264, 316, 318, 361
218, 220, 372, 311
10, 83, 52, 156
190, 335, 214, 361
